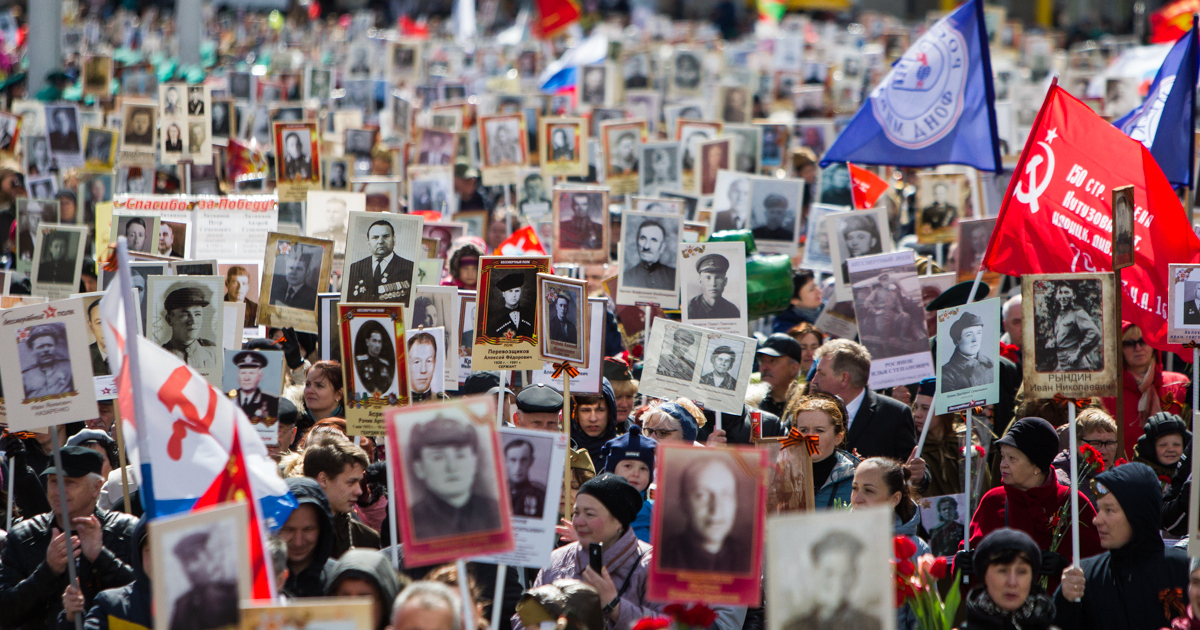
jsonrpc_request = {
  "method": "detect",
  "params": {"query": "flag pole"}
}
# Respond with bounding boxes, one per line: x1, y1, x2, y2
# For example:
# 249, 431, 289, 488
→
1189, 346, 1200, 560
455, 559, 475, 630
491, 375, 508, 630
113, 406, 133, 515
114, 237, 154, 515
963, 408, 973, 554
913, 393, 937, 459
1068, 401, 1080, 568
49, 427, 85, 630
6, 457, 14, 532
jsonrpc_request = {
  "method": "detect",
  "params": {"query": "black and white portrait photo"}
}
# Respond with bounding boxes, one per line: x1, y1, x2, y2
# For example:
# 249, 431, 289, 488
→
698, 338, 745, 391
800, 205, 845, 274
149, 277, 225, 385
306, 190, 365, 255
640, 142, 682, 197
933, 297, 1001, 412
503, 433, 551, 519
579, 65, 608, 106
829, 208, 892, 296
849, 265, 929, 360
268, 241, 325, 312
484, 270, 536, 339
941, 311, 994, 391
548, 124, 576, 162
749, 176, 803, 252
45, 105, 81, 159
725, 125, 761, 173
210, 100, 232, 140
553, 188, 608, 264
916, 173, 966, 244
711, 172, 751, 232
16, 199, 56, 269
672, 51, 703, 94
604, 122, 642, 181
818, 162, 853, 207
625, 91, 661, 134
920, 495, 967, 559
342, 213, 421, 305
32, 226, 83, 290
620, 211, 680, 293
681, 242, 747, 330
623, 52, 651, 88
352, 318, 398, 397
1167, 265, 1200, 343
84, 128, 115, 167
483, 116, 524, 167
18, 323, 75, 400
26, 175, 57, 201
719, 86, 751, 124
277, 127, 315, 183
956, 217, 997, 278
405, 329, 444, 402
223, 349, 283, 442
345, 128, 376, 157
538, 274, 587, 364
151, 504, 249, 630
416, 129, 455, 165
1030, 277, 1104, 373
25, 135, 52, 176
324, 159, 350, 190
121, 104, 156, 151
408, 168, 456, 215
656, 327, 700, 381
655, 446, 758, 574
1113, 185, 1135, 270
0, 112, 19, 153
228, 72, 252, 100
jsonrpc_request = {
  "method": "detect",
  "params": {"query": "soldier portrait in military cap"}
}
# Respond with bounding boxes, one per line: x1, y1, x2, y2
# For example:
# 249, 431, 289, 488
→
680, 242, 747, 334
553, 187, 609, 265
18, 322, 75, 400
352, 319, 399, 398
657, 327, 701, 381
223, 349, 284, 441
485, 270, 536, 339
149, 276, 225, 386
935, 297, 1002, 413
749, 176, 804, 254
342, 212, 422, 306
151, 502, 250, 630
472, 257, 552, 372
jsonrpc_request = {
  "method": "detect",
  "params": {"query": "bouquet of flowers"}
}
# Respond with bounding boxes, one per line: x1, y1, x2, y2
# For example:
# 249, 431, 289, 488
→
893, 536, 960, 630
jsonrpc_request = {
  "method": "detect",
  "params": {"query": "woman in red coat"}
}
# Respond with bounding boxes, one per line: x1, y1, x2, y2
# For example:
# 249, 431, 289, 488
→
1102, 322, 1189, 457
970, 417, 1103, 590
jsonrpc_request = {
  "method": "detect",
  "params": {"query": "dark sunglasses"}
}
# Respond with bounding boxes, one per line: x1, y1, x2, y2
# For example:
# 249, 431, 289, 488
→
1121, 338, 1147, 348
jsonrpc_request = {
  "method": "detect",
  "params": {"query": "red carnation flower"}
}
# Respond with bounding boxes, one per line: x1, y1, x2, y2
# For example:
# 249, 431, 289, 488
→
633, 618, 671, 630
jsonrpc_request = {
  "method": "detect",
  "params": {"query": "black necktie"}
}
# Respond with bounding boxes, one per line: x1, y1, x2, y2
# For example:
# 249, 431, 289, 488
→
374, 262, 383, 286
286, 288, 295, 302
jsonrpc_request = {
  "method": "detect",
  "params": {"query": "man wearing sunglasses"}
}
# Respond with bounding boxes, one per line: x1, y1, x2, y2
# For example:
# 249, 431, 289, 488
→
1055, 462, 1189, 630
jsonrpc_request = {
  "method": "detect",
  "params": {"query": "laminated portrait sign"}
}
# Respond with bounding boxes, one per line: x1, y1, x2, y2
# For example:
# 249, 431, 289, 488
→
306, 191, 365, 256
1112, 185, 1135, 271
83, 127, 118, 171
384, 397, 515, 566
534, 298, 605, 394
44, 104, 83, 168
846, 251, 935, 390
78, 293, 115, 398
318, 293, 342, 362
540, 117, 588, 177
696, 138, 732, 198
1167, 264, 1200, 344
915, 171, 969, 244
828, 206, 894, 301
475, 426, 570, 568
799, 204, 847, 274
258, 233, 335, 333
536, 273, 589, 365
407, 166, 458, 216
748, 176, 804, 255
680, 241, 748, 336
918, 494, 968, 558
479, 113, 529, 186
719, 87, 753, 124
602, 119, 648, 195
955, 218, 1003, 296
553, 187, 609, 265
639, 142, 683, 197
147, 276, 226, 388
1021, 273, 1119, 399
219, 263, 261, 329
766, 507, 896, 630
0, 297, 99, 430
223, 348, 285, 446
472, 256, 552, 371
408, 285, 461, 388
724, 124, 761, 174
404, 327, 445, 402
31, 224, 87, 301
616, 210, 683, 309
110, 214, 161, 257
240, 598, 374, 630
648, 442, 767, 607
709, 171, 751, 234
340, 303, 409, 435
341, 212, 424, 306
935, 297, 1002, 414
274, 122, 322, 202
151, 502, 251, 630
639, 320, 756, 414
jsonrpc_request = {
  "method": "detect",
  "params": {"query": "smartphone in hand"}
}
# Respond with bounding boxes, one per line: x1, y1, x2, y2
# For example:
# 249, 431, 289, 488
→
589, 542, 603, 574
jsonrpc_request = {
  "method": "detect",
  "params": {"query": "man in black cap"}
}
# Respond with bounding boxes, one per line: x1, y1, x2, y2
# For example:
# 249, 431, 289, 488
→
755, 333, 806, 418
487, 272, 534, 338
941, 310, 995, 392
408, 416, 502, 539
346, 220, 415, 303
700, 345, 738, 390
231, 350, 279, 426
161, 284, 220, 372
0, 446, 138, 630
624, 220, 675, 290
687, 254, 740, 319
168, 530, 239, 630
21, 324, 76, 399
657, 328, 699, 381
514, 383, 563, 432
752, 193, 793, 241
548, 291, 577, 344
270, 251, 318, 310
505, 439, 547, 518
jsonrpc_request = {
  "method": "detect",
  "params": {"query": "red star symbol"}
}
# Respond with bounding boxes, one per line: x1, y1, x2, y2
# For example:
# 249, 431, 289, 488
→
504, 330, 515, 339
43, 305, 57, 318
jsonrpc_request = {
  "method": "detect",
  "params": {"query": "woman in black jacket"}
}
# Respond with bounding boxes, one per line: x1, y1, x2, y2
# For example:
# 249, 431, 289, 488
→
961, 529, 1058, 630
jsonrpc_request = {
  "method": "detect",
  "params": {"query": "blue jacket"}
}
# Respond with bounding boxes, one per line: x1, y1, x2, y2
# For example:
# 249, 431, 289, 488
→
632, 499, 653, 543
814, 450, 858, 509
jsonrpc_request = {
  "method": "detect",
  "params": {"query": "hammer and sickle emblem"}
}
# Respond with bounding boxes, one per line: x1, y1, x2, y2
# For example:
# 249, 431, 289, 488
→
1014, 140, 1055, 213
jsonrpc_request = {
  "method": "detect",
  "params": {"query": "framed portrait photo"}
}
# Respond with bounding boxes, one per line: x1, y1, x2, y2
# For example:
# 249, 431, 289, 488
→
552, 187, 609, 265
258, 233, 334, 333
45, 104, 83, 167
935, 297, 1002, 414
0, 110, 20, 154
408, 284, 461, 389
414, 128, 456, 166
616, 210, 683, 309
478, 114, 528, 186
273, 121, 321, 201
915, 171, 969, 244
317, 293, 342, 362
827, 206, 894, 301
602, 119, 647, 195
539, 117, 587, 177
577, 64, 611, 108
639, 142, 683, 197
536, 273, 588, 364
82, 55, 113, 97
223, 348, 284, 446
633, 196, 685, 215
0, 296, 99, 429
305, 190, 365, 256
1112, 185, 1135, 270
748, 175, 804, 254
407, 166, 458, 216
384, 397, 515, 566
1021, 273, 1119, 398
339, 303, 409, 435
341, 212, 423, 306
800, 204, 847, 274
696, 138, 732, 198
147, 276, 226, 387
151, 503, 251, 630
671, 50, 704, 98
82, 127, 117, 171
846, 250, 935, 390
240, 599, 374, 630
533, 297, 606, 394
717, 85, 752, 124
471, 256, 552, 371
1168, 264, 1200, 344
110, 215, 161, 256
31, 224, 87, 300
679, 241, 748, 335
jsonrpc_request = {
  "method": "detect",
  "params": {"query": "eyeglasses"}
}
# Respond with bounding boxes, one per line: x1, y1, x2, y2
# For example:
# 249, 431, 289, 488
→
1121, 338, 1147, 348
1083, 438, 1119, 449
643, 427, 678, 439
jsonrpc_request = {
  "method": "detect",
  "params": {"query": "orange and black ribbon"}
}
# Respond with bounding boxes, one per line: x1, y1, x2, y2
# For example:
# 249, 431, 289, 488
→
1183, 341, 1200, 350
1160, 587, 1186, 619
1052, 394, 1089, 409
781, 427, 820, 456
551, 362, 580, 379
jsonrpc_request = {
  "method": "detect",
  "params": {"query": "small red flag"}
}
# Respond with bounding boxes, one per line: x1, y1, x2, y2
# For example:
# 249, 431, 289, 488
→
532, 0, 581, 39
983, 84, 1200, 355
847, 163, 890, 210
494, 225, 548, 256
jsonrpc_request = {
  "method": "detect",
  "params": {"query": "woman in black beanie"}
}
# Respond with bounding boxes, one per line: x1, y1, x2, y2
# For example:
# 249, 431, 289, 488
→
969, 418, 1102, 590
962, 528, 1058, 630
513, 474, 661, 630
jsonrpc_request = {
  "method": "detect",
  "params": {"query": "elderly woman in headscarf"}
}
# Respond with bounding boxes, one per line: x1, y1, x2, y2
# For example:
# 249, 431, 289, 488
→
1102, 322, 1189, 456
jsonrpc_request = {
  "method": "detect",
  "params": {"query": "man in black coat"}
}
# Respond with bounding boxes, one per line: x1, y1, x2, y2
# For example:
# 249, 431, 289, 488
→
345, 220, 414, 303
1056, 462, 1189, 630
269, 252, 318, 310
0, 447, 137, 630
808, 338, 916, 461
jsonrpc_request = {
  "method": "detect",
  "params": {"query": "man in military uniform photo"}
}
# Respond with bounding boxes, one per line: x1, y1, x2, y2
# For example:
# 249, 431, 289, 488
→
269, 251, 318, 310
548, 291, 578, 344
920, 181, 958, 231
355, 322, 394, 395
231, 350, 278, 426
782, 532, 882, 630
408, 415, 503, 539
407, 331, 439, 403
21, 324, 75, 399
699, 346, 738, 390
504, 439, 546, 518
36, 231, 75, 284
927, 496, 965, 557
161, 285, 221, 373
1184, 283, 1200, 325
346, 220, 414, 303
168, 530, 239, 630
624, 220, 676, 290
752, 194, 794, 242
657, 328, 699, 381
941, 310, 994, 393
224, 266, 258, 328
687, 254, 740, 319
487, 272, 535, 338
559, 193, 604, 251
488, 123, 521, 166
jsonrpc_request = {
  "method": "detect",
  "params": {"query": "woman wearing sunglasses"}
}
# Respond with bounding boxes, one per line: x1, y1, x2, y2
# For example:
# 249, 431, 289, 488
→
1102, 322, 1189, 457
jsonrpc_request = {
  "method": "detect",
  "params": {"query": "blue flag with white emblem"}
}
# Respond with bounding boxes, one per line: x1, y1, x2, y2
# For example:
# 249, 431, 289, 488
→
1114, 20, 1199, 188
820, 0, 1002, 172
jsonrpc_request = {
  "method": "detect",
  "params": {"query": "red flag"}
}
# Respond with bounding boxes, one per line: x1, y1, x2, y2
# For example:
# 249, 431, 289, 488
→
194, 424, 274, 600
983, 84, 1200, 354
1150, 0, 1200, 43
494, 225, 548, 256
848, 163, 890, 210
532, 0, 580, 39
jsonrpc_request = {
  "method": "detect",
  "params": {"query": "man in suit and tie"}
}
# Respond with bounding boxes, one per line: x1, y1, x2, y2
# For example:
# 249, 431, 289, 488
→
87, 300, 109, 376
1185, 284, 1200, 325
346, 220, 415, 303
270, 251, 318, 310
699, 346, 738, 390
231, 350, 278, 426
808, 338, 916, 461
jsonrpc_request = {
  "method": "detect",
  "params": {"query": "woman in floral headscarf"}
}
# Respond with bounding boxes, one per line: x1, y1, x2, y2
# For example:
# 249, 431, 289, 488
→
1102, 322, 1189, 457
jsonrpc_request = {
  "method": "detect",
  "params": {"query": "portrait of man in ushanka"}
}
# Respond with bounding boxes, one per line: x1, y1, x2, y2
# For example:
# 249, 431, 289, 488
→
941, 311, 994, 393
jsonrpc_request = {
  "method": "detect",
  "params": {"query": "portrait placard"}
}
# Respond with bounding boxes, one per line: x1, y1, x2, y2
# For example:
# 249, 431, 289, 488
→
616, 210, 682, 309
536, 273, 588, 364
759, 437, 815, 514
680, 241, 748, 336
827, 206, 894, 301
457, 291, 476, 382
79, 293, 112, 392
172, 259, 216, 277
648, 443, 767, 606
318, 293, 341, 362
724, 124, 762, 174
759, 123, 789, 170
222, 304, 244, 351
274, 121, 321, 202
479, 114, 528, 186
955, 217, 1001, 288
0, 297, 99, 429
602, 119, 648, 195
147, 276, 226, 387
1021, 273, 1119, 398
407, 285, 461, 388
639, 142, 683, 197
151, 502, 251, 630
83, 127, 117, 171
219, 263, 261, 329
1112, 185, 1135, 270
766, 507, 896, 630
918, 494, 968, 558
120, 101, 157, 154
915, 171, 968, 244
935, 297, 1002, 414
696, 138, 732, 198
540, 117, 588, 177
340, 303, 409, 435
552, 187, 609, 265
45, 104, 83, 167
240, 598, 373, 630
846, 251, 935, 390
534, 298, 604, 394
341, 212, 423, 306
305, 191, 362, 257
709, 171, 751, 234
0, 111, 20, 154
816, 162, 853, 207
475, 427, 569, 568
800, 204, 846, 273
718, 86, 752, 124
404, 327, 445, 401
640, 320, 755, 414
31, 224, 86, 300
577, 64, 611, 108
748, 176, 804, 254
422, 222, 465, 261
407, 166, 457, 215
384, 397, 515, 566
472, 256, 551, 371
223, 348, 284, 445
670, 50, 704, 98
414, 128, 456, 166
110, 214, 161, 256
679, 120, 722, 192
258, 233, 334, 333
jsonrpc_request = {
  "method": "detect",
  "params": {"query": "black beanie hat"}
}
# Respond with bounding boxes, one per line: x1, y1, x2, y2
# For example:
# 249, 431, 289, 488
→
1136, 412, 1191, 461
995, 417, 1059, 475
577, 473, 644, 527
972, 528, 1043, 580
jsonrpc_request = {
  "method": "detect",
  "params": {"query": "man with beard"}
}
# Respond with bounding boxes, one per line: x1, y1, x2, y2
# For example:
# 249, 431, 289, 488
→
408, 416, 503, 538
623, 220, 675, 290
941, 311, 994, 392
560, 193, 604, 251
407, 332, 439, 403
224, 265, 258, 328
346, 220, 414, 303
161, 285, 220, 372
659, 456, 750, 572
487, 273, 534, 338
21, 325, 75, 398
687, 254, 739, 319
231, 351, 278, 426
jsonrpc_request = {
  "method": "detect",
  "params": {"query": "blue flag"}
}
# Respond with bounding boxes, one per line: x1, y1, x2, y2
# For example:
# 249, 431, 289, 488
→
820, 0, 1002, 172
1114, 20, 1199, 188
